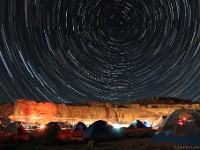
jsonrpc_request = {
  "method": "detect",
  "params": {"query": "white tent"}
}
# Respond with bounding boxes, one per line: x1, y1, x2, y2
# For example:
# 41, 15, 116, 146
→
150, 108, 200, 147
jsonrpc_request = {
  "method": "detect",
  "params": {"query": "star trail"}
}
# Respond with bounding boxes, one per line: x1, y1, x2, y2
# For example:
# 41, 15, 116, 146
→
0, 0, 200, 103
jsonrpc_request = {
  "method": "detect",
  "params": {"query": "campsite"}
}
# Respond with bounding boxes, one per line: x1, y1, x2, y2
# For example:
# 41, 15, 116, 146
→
1, 0, 200, 149
0, 119, 155, 150
1, 107, 200, 150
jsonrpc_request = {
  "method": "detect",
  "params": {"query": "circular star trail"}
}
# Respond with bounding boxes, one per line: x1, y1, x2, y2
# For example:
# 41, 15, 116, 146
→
0, 0, 200, 103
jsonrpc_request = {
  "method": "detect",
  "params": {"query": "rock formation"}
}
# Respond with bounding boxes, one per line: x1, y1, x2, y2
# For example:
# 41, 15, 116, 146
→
0, 98, 200, 125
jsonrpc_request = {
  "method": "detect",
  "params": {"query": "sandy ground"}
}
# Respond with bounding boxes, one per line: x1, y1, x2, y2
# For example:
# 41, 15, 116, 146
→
0, 137, 154, 150
35, 137, 152, 150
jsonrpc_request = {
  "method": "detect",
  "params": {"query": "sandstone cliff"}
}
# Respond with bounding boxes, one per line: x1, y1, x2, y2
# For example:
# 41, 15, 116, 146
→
0, 98, 200, 125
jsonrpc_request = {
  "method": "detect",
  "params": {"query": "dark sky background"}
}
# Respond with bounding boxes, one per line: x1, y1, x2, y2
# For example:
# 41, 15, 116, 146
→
0, 0, 200, 103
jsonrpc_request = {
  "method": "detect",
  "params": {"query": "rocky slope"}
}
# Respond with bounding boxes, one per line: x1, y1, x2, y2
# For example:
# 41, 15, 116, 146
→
0, 97, 200, 125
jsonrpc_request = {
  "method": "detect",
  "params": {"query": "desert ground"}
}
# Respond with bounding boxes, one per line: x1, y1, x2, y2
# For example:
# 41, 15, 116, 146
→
0, 135, 178, 150
0, 137, 153, 150
42, 137, 152, 150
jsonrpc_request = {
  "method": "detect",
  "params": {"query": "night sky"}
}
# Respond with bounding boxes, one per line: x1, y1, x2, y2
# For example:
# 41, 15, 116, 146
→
0, 0, 200, 103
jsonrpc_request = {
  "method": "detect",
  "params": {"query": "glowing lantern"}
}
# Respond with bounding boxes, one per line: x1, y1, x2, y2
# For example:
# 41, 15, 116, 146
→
178, 120, 184, 126
182, 117, 187, 121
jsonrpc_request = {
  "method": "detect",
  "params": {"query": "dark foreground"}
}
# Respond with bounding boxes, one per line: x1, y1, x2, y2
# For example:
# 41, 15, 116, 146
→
0, 137, 151, 150
0, 136, 182, 150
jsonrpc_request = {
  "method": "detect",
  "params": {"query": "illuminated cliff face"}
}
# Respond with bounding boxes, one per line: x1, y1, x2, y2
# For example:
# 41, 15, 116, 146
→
10, 100, 57, 124
0, 99, 199, 125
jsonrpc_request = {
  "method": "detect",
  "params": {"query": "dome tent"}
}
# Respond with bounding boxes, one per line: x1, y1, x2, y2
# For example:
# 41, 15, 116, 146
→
128, 120, 147, 128
83, 120, 123, 141
45, 122, 61, 137
1, 122, 29, 141
150, 108, 200, 148
3, 122, 26, 134
72, 122, 87, 132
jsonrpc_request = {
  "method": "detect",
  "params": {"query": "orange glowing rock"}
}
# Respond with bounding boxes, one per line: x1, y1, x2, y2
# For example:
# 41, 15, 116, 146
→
0, 98, 199, 125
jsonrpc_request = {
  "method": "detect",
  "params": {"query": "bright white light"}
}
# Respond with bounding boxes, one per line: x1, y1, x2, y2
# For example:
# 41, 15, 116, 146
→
39, 125, 45, 129
113, 123, 122, 129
